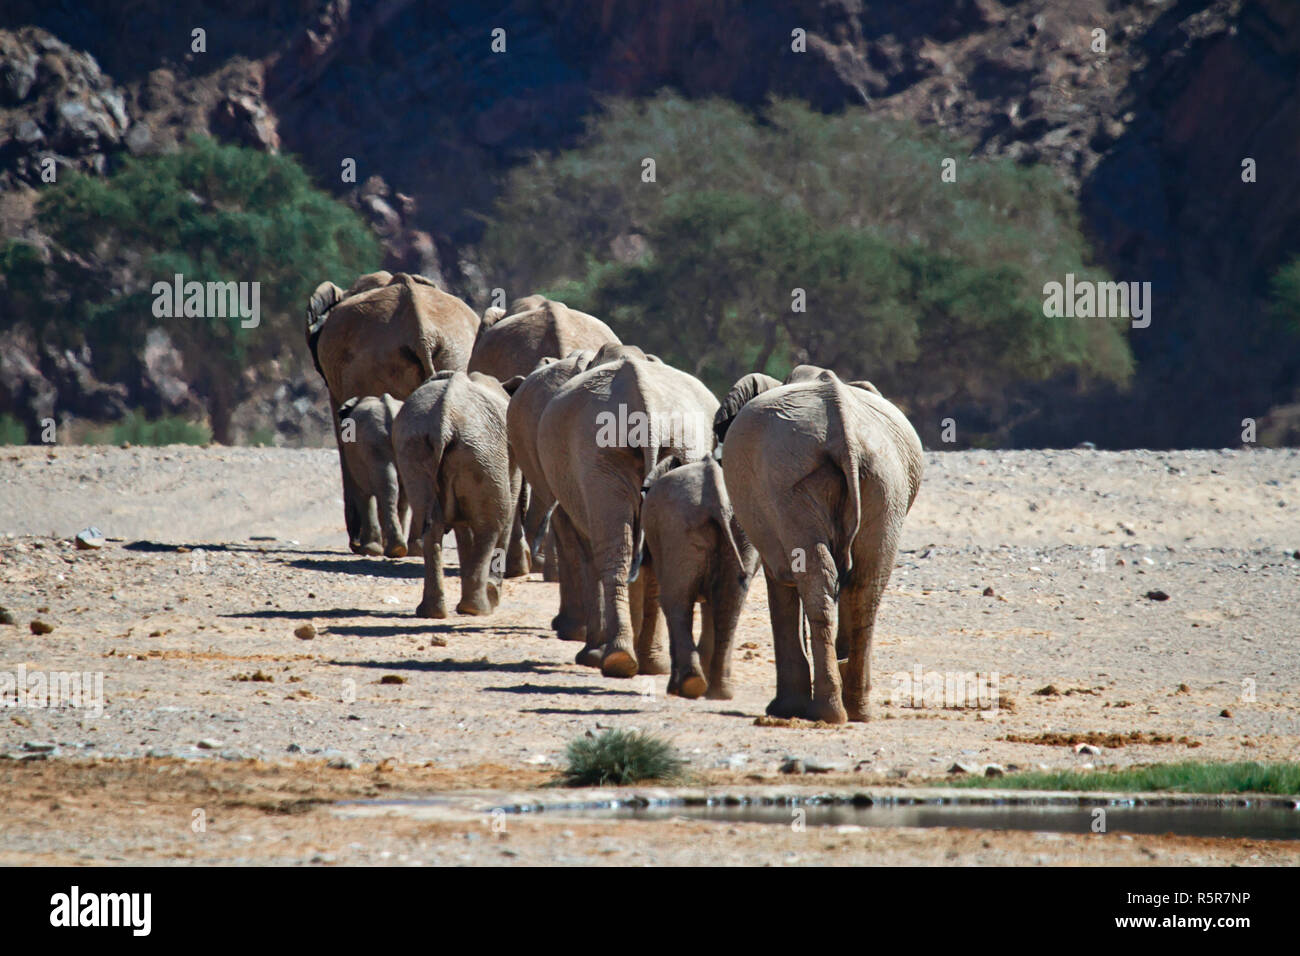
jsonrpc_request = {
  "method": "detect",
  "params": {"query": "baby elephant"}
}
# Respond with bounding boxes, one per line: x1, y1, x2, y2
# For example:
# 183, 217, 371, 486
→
337, 394, 410, 558
641, 458, 759, 699
392, 371, 521, 618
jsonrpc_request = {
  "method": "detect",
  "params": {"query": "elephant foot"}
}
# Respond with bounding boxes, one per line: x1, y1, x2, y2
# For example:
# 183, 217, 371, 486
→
601, 649, 639, 679
415, 601, 447, 619
551, 614, 586, 642
407, 540, 424, 557
705, 682, 735, 701
677, 674, 708, 700
542, 561, 559, 583
505, 556, 529, 578
384, 543, 407, 559
349, 540, 365, 555
575, 645, 605, 669
457, 597, 493, 616
806, 696, 849, 725
845, 704, 870, 723
766, 694, 811, 719
362, 541, 384, 557
636, 653, 671, 677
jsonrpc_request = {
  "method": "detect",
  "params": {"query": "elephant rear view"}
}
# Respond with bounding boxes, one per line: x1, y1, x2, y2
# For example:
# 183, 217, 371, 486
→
721, 366, 922, 724
538, 351, 719, 677
469, 297, 619, 382
642, 458, 760, 700
305, 272, 480, 554
337, 393, 408, 558
391, 370, 520, 619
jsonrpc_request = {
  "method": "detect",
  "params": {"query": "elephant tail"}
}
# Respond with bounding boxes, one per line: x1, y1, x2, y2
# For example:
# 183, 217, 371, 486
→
703, 460, 750, 587
830, 431, 863, 592
533, 502, 556, 559
628, 494, 648, 584
418, 419, 456, 536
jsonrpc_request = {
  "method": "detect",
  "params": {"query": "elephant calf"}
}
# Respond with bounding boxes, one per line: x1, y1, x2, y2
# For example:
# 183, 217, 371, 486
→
337, 394, 409, 558
392, 371, 521, 618
641, 458, 759, 700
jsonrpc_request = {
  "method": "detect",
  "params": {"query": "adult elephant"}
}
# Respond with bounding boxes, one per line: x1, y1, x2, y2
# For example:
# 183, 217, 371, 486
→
538, 349, 718, 677
718, 366, 922, 724
305, 271, 479, 554
471, 296, 620, 576
468, 296, 619, 382
507, 344, 654, 638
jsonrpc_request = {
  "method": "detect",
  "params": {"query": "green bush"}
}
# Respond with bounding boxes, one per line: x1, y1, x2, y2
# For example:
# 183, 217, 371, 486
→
562, 729, 684, 787
483, 95, 1133, 436
0, 414, 28, 445
81, 412, 211, 447
14, 136, 379, 443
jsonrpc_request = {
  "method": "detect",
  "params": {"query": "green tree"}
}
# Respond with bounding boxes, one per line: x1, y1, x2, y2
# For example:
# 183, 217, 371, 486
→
482, 94, 1133, 441
27, 136, 379, 443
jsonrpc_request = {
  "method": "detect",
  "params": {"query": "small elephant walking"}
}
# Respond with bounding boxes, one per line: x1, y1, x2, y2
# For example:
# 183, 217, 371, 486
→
336, 393, 409, 558
641, 458, 760, 700
392, 371, 521, 618
719, 366, 922, 724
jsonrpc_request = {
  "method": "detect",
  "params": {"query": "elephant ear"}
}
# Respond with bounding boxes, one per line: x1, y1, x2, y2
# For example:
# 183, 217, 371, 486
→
642, 455, 681, 491
306, 281, 344, 337
846, 380, 881, 396
306, 280, 346, 378
714, 372, 782, 444
337, 396, 361, 422
500, 374, 527, 396
482, 306, 507, 328
380, 393, 403, 426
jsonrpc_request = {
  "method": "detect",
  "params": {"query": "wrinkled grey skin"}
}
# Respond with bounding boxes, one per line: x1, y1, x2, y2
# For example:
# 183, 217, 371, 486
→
641, 458, 760, 700
392, 371, 521, 618
538, 350, 718, 677
721, 365, 922, 724
337, 393, 410, 558
505, 350, 598, 639
469, 296, 619, 383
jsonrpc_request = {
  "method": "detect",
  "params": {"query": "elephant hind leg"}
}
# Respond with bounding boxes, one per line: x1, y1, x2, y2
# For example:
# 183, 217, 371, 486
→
455, 525, 497, 616
794, 543, 846, 724
377, 463, 407, 558
505, 479, 530, 578
764, 567, 812, 718
839, 525, 899, 722
360, 495, 384, 556
631, 566, 669, 676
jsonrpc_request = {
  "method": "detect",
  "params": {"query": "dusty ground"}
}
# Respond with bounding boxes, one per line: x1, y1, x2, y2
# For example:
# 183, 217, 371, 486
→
1, 445, 1298, 865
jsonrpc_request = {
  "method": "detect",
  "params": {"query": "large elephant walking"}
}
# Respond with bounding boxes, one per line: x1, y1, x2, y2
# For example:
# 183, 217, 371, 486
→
472, 297, 620, 576
305, 272, 479, 554
538, 350, 718, 677
719, 366, 922, 724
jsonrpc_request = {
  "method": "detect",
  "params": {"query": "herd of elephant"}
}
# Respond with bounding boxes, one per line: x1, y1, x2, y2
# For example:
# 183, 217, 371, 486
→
304, 271, 923, 724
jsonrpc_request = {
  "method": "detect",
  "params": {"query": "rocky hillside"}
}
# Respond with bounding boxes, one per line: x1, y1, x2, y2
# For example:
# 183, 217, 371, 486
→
1, 0, 1297, 447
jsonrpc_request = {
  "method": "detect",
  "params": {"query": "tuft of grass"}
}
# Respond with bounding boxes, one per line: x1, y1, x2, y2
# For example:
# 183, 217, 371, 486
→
82, 412, 211, 447
0, 414, 27, 445
562, 729, 684, 787
955, 762, 1300, 796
